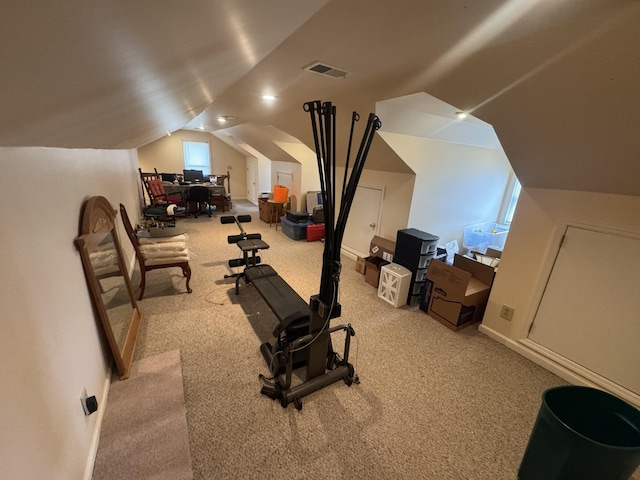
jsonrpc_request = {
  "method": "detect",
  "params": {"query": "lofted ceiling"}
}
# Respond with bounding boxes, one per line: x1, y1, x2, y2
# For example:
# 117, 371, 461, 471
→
1, 1, 640, 195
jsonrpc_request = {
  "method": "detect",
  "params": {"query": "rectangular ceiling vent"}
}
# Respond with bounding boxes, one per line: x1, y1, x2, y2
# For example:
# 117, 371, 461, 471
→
304, 62, 350, 79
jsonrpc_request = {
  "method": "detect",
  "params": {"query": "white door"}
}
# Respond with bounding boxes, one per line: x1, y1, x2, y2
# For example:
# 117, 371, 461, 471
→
528, 226, 640, 396
276, 171, 293, 191
342, 185, 384, 257
246, 164, 257, 203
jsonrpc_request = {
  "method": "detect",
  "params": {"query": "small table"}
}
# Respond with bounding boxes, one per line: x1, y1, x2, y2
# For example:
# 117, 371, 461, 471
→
267, 200, 286, 230
137, 225, 186, 238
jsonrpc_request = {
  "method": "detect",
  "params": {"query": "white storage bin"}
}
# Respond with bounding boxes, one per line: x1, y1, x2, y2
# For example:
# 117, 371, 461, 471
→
377, 263, 412, 308
463, 222, 509, 254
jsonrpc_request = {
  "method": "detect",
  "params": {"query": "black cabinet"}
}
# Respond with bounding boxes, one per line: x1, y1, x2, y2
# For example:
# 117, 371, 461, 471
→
393, 228, 439, 306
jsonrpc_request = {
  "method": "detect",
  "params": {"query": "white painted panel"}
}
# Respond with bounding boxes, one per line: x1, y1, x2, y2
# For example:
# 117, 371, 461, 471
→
529, 226, 640, 395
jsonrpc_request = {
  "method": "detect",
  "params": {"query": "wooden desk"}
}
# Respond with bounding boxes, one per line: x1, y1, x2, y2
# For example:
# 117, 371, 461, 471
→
164, 184, 231, 213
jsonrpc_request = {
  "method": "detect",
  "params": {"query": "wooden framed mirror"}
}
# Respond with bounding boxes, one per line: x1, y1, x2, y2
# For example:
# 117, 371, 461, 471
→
75, 196, 143, 380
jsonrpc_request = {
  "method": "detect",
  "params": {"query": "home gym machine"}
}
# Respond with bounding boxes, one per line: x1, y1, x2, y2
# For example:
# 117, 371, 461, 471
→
257, 100, 382, 410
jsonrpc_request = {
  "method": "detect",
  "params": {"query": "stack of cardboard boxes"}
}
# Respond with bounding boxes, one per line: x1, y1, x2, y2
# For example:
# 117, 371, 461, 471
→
355, 236, 396, 288
356, 233, 501, 331
420, 248, 501, 331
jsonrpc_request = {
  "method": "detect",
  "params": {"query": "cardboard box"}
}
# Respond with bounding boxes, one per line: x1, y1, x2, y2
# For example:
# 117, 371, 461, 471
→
363, 236, 395, 287
355, 256, 366, 274
368, 235, 395, 262
420, 254, 496, 330
471, 247, 502, 268
365, 257, 390, 287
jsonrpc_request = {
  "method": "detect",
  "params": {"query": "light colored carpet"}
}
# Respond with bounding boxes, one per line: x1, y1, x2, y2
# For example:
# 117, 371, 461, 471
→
119, 200, 571, 479
93, 349, 192, 480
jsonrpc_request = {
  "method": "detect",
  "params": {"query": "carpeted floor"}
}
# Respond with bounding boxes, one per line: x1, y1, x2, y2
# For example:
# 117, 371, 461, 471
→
98, 200, 572, 479
93, 349, 193, 479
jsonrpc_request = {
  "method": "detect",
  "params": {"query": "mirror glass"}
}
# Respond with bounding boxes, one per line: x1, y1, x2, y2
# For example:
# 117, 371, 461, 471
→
76, 196, 143, 379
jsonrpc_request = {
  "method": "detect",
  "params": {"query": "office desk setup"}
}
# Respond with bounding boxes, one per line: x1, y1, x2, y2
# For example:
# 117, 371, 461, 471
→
164, 183, 231, 213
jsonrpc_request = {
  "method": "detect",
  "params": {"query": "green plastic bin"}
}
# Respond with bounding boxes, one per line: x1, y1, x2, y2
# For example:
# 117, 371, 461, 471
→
519, 386, 640, 479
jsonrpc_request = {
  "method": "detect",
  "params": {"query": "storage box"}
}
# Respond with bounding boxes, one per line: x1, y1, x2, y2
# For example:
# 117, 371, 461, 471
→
355, 256, 366, 274
363, 235, 395, 287
420, 254, 497, 330
365, 257, 390, 287
280, 216, 313, 240
286, 211, 310, 223
306, 223, 325, 242
463, 222, 509, 254
368, 235, 395, 262
378, 263, 412, 307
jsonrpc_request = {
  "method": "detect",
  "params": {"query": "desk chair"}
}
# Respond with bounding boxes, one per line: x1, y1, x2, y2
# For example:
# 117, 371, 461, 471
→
119, 203, 192, 300
188, 185, 212, 218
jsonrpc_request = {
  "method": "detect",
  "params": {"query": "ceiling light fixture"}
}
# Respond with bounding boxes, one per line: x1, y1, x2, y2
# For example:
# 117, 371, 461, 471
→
262, 94, 276, 101
455, 111, 468, 119
218, 115, 237, 123
198, 125, 205, 130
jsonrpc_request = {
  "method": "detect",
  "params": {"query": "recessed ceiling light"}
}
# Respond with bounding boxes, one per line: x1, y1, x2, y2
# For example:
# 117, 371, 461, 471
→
262, 94, 276, 101
198, 125, 205, 130
455, 111, 468, 119
218, 115, 237, 123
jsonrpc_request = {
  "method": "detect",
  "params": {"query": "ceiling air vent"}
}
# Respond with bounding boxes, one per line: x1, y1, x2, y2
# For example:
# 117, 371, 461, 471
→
304, 62, 350, 79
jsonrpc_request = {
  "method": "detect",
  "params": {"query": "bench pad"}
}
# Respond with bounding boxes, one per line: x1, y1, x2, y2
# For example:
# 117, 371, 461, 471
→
250, 273, 309, 337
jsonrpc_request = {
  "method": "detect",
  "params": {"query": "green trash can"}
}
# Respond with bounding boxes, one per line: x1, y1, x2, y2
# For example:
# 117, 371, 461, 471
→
519, 386, 640, 480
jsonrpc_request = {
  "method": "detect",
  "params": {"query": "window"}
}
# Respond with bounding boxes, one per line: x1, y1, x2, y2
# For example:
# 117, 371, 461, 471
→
502, 178, 521, 224
183, 141, 211, 176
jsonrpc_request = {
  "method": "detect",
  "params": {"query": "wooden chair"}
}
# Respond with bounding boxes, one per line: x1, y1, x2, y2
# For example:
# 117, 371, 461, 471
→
139, 168, 189, 222
139, 168, 185, 206
119, 203, 192, 300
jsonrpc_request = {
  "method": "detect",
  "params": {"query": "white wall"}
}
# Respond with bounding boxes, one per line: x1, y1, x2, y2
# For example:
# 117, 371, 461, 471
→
0, 146, 140, 479
274, 141, 321, 211
380, 131, 513, 247
271, 160, 301, 211
480, 187, 640, 406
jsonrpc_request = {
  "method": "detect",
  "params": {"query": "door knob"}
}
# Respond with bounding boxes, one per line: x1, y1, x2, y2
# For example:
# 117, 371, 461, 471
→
370, 223, 376, 228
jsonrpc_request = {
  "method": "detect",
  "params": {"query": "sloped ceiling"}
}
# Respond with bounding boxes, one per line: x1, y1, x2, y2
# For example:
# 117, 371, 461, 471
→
1, 1, 639, 195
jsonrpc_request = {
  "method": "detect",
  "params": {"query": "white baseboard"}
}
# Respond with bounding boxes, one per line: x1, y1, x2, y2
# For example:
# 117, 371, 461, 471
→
478, 323, 640, 409
83, 370, 112, 480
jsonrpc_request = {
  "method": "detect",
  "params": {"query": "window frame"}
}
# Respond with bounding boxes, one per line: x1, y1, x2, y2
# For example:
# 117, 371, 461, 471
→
182, 140, 211, 176
498, 174, 521, 225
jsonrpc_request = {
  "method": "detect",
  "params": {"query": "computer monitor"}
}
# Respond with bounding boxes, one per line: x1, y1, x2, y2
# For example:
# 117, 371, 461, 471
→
183, 169, 204, 183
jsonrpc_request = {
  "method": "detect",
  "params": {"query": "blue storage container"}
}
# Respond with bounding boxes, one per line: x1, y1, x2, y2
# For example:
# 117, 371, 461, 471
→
280, 216, 313, 240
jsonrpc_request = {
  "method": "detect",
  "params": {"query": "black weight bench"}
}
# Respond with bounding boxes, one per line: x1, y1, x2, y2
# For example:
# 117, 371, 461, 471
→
244, 265, 310, 369
245, 266, 310, 337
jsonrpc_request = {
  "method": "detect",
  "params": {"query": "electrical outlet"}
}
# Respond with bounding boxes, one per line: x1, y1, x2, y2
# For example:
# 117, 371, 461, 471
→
500, 304, 515, 321
80, 387, 98, 415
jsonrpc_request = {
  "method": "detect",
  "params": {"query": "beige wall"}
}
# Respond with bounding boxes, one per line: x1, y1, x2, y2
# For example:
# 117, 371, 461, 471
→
381, 131, 512, 247
137, 130, 248, 198
0, 146, 140, 479
480, 187, 640, 405
354, 168, 415, 243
